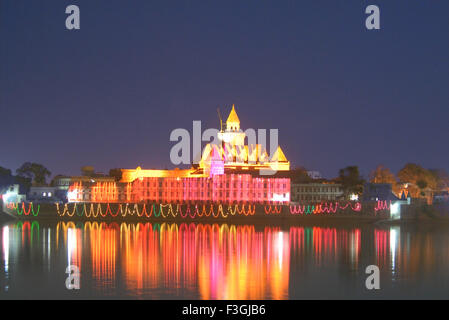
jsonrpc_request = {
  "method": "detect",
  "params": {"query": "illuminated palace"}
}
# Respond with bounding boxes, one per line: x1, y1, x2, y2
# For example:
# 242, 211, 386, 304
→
68, 106, 291, 204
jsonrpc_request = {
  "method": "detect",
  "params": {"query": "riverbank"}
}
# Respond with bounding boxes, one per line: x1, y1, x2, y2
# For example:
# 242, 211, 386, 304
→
2, 200, 449, 225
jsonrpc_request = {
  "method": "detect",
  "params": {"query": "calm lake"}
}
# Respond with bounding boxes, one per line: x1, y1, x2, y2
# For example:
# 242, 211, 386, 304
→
0, 220, 448, 299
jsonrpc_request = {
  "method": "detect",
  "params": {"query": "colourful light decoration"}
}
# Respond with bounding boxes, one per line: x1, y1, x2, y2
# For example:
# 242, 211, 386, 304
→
53, 202, 261, 219
86, 204, 95, 218
105, 204, 120, 217
145, 204, 153, 218
31, 204, 40, 217
56, 203, 77, 217
12, 202, 39, 217
160, 204, 170, 218
289, 202, 362, 215
76, 204, 84, 217
180, 205, 188, 218
11, 200, 368, 221
16, 203, 23, 216
6, 202, 17, 210
68, 173, 290, 205
22, 202, 31, 216
153, 204, 161, 218
195, 204, 203, 218
374, 200, 391, 211
264, 205, 283, 215
137, 204, 146, 217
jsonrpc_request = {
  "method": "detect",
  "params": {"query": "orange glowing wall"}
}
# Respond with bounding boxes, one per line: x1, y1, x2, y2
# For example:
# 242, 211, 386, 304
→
129, 174, 290, 204
68, 181, 122, 203
69, 174, 290, 204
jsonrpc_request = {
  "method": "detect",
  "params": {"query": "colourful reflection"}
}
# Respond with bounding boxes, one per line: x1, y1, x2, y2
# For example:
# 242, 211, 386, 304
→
2, 221, 448, 299
374, 229, 389, 268
117, 223, 290, 299
87, 222, 117, 292
2, 226, 8, 274
2, 225, 9, 293
289, 226, 361, 268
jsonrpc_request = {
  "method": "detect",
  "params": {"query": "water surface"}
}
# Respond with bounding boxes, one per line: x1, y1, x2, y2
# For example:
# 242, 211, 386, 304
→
0, 220, 448, 299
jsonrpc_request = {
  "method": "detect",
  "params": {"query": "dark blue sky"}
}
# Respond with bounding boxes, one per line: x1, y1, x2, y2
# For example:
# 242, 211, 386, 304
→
0, 0, 448, 179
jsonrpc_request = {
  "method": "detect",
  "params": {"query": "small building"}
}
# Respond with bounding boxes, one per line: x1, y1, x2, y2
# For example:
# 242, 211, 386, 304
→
52, 176, 72, 190
28, 186, 58, 202
52, 175, 117, 202
362, 183, 399, 202
1, 184, 26, 203
434, 191, 449, 203
306, 171, 322, 180
290, 183, 344, 203
52, 175, 116, 190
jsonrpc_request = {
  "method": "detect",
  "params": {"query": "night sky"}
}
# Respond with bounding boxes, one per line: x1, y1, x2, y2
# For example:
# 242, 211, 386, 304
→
0, 0, 448, 179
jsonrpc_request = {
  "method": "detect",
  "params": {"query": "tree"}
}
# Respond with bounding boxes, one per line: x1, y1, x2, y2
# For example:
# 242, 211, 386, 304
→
397, 163, 437, 199
81, 166, 95, 176
289, 167, 313, 183
109, 168, 123, 182
429, 169, 449, 191
336, 166, 365, 197
16, 162, 51, 186
397, 164, 436, 187
1, 166, 32, 194
14, 175, 32, 194
370, 164, 401, 195
369, 165, 397, 184
0, 166, 14, 193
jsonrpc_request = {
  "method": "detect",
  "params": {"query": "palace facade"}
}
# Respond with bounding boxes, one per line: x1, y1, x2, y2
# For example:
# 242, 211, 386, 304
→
68, 106, 291, 204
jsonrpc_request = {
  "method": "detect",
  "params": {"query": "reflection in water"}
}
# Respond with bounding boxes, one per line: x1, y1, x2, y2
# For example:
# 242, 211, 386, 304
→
390, 227, 399, 274
1, 221, 449, 299
289, 227, 361, 269
117, 223, 290, 299
2, 226, 8, 292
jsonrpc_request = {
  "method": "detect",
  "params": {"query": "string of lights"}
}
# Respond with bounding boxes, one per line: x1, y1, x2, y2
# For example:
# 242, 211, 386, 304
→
374, 200, 391, 211
6, 202, 17, 210
31, 204, 40, 217
289, 202, 362, 215
53, 202, 258, 218
8, 201, 367, 219
264, 205, 283, 215
11, 202, 40, 216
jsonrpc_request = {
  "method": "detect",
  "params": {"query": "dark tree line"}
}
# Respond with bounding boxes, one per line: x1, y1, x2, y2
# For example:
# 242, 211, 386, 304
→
0, 162, 52, 194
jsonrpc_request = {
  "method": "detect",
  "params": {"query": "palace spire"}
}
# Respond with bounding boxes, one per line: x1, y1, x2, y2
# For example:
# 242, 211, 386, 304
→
226, 104, 240, 131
